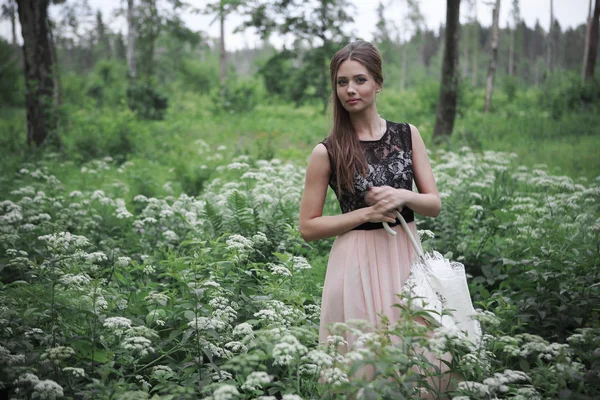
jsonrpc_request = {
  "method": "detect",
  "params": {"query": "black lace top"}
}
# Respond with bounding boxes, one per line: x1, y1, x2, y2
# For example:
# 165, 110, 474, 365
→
321, 120, 415, 231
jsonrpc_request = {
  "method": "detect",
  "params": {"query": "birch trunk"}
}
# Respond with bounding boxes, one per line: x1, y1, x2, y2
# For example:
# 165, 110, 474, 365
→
582, 0, 593, 82
484, 0, 500, 113
508, 23, 514, 75
546, 0, 553, 72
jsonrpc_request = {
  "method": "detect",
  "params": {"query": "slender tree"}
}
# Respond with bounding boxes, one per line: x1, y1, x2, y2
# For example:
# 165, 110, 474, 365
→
1, 0, 17, 45
95, 10, 111, 59
433, 0, 461, 140
484, 0, 500, 113
127, 0, 136, 80
583, 0, 594, 81
584, 0, 600, 81
546, 0, 553, 72
508, 0, 521, 75
471, 0, 479, 85
15, 0, 59, 147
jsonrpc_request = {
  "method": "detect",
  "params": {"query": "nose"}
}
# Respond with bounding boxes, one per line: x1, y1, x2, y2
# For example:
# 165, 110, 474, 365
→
347, 83, 356, 95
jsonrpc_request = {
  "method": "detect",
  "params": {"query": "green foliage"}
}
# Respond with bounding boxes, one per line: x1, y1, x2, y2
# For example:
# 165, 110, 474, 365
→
539, 72, 600, 119
126, 78, 169, 120
0, 40, 24, 107
85, 60, 128, 107
176, 57, 220, 93
210, 78, 263, 114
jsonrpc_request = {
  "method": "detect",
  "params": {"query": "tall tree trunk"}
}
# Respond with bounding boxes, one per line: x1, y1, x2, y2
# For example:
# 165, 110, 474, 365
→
484, 0, 500, 113
462, 22, 469, 78
471, 7, 479, 86
127, 0, 136, 80
546, 0, 553, 72
583, 0, 593, 82
401, 41, 408, 91
16, 0, 58, 148
508, 22, 515, 75
9, 0, 17, 45
433, 0, 461, 140
219, 1, 226, 90
584, 0, 600, 81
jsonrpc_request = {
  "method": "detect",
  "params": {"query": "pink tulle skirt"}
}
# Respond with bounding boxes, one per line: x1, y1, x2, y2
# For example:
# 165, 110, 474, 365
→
319, 222, 422, 345
318, 222, 455, 395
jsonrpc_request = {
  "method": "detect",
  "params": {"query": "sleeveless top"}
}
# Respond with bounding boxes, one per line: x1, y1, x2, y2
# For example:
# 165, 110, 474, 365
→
320, 120, 415, 231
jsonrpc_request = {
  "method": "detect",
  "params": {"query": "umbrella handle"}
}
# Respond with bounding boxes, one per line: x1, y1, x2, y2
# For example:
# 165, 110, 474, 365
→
383, 210, 424, 258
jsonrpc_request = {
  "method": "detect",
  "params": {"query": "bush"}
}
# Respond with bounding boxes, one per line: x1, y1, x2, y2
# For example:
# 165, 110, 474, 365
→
126, 79, 169, 120
210, 79, 262, 115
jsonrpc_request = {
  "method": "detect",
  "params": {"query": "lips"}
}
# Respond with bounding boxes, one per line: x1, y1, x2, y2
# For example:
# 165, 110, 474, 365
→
347, 99, 360, 104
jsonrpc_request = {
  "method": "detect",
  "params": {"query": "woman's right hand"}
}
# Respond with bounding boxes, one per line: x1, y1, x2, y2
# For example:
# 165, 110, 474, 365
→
366, 200, 397, 224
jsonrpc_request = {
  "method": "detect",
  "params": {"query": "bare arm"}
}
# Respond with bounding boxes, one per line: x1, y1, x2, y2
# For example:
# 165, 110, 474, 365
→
366, 124, 441, 217
298, 144, 396, 242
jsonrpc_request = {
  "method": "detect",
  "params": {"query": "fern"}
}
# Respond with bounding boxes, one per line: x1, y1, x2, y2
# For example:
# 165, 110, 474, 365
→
203, 200, 224, 237
226, 190, 255, 236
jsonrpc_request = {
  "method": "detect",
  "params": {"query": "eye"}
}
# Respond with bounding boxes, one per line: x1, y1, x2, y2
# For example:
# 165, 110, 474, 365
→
337, 79, 347, 86
356, 77, 367, 83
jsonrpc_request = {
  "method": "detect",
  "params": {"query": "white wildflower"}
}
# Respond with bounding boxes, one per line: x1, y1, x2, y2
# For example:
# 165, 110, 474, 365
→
212, 384, 239, 400
144, 292, 169, 306
31, 379, 64, 399
241, 371, 272, 391
62, 367, 85, 378
291, 256, 311, 271
320, 367, 349, 386
103, 317, 132, 331
121, 336, 154, 357
269, 264, 292, 277
115, 256, 131, 267
272, 334, 308, 365
232, 322, 254, 339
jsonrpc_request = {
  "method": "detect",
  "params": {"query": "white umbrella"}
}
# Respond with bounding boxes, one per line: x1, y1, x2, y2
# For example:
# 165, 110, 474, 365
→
384, 211, 482, 345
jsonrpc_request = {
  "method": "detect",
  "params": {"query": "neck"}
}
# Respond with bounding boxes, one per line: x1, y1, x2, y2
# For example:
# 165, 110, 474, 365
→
349, 105, 382, 140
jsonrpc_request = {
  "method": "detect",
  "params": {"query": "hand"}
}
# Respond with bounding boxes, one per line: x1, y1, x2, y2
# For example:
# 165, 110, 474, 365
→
365, 186, 407, 212
366, 200, 397, 224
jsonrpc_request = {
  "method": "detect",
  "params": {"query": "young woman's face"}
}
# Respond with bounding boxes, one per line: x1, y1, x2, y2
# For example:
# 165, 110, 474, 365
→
335, 59, 381, 113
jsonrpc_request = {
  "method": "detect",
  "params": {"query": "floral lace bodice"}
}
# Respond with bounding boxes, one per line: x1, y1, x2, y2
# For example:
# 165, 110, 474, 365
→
321, 120, 414, 230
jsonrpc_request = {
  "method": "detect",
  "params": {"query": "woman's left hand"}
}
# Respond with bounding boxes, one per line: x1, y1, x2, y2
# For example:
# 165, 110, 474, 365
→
365, 186, 410, 211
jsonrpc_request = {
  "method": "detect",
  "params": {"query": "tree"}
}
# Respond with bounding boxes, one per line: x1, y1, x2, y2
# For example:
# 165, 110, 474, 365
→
1, 0, 17, 45
204, 0, 244, 91
584, 0, 600, 81
546, 0, 553, 72
127, 0, 136, 80
16, 0, 59, 147
469, 0, 479, 85
397, 0, 425, 90
95, 10, 111, 59
508, 0, 521, 75
484, 0, 500, 113
583, 0, 593, 81
432, 0, 461, 140
115, 31, 127, 60
241, 0, 354, 111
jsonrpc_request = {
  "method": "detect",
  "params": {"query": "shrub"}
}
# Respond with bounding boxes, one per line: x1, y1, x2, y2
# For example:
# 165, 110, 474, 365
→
126, 79, 169, 120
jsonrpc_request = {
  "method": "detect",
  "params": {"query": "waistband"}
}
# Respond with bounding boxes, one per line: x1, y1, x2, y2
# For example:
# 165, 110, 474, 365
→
352, 208, 415, 231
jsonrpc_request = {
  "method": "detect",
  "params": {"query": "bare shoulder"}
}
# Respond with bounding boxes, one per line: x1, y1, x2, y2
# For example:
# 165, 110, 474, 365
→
306, 143, 331, 174
408, 123, 422, 138
312, 142, 329, 157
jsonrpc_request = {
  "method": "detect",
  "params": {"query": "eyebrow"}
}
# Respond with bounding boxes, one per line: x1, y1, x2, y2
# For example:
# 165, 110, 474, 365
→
337, 74, 367, 79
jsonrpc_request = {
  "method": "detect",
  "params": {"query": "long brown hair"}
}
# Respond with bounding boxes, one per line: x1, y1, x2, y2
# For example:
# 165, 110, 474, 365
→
327, 40, 384, 195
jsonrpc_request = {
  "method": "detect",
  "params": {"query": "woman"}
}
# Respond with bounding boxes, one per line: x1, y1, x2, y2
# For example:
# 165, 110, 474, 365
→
298, 40, 443, 375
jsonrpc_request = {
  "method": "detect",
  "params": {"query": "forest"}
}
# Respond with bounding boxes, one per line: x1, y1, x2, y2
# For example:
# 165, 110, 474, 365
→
0, 0, 599, 399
